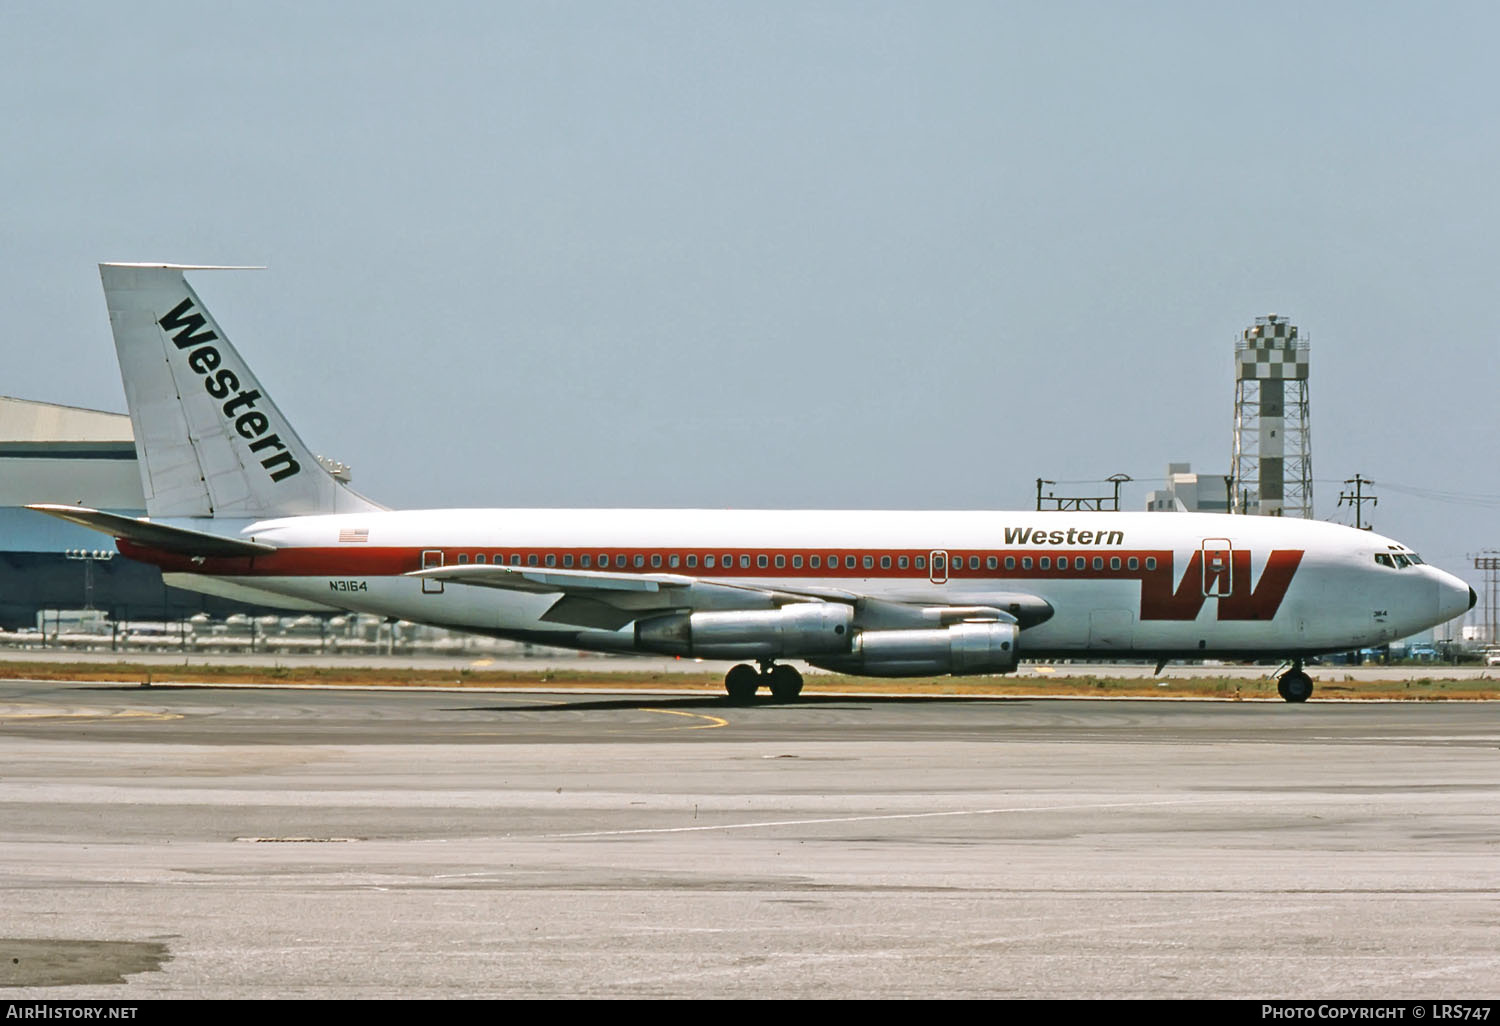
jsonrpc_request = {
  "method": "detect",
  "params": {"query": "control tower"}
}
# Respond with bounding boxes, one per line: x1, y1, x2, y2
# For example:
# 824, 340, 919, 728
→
1231, 315, 1312, 518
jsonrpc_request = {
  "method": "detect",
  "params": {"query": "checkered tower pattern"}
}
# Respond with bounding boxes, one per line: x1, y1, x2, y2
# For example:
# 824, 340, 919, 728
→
1231, 315, 1313, 518
1236, 317, 1309, 381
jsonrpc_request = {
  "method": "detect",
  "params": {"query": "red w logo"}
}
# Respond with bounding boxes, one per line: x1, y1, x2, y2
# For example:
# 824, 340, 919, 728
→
1140, 549, 1302, 621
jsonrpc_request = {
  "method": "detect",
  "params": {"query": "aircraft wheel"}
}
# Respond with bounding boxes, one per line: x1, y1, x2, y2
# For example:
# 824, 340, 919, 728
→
725, 664, 760, 703
1278, 670, 1313, 703
767, 664, 804, 702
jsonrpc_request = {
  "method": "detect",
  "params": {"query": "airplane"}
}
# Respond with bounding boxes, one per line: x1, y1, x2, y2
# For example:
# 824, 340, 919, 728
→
28, 263, 1476, 703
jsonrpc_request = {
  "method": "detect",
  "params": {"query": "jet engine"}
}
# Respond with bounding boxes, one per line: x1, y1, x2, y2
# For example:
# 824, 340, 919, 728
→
808, 621, 1019, 677
635, 603, 854, 660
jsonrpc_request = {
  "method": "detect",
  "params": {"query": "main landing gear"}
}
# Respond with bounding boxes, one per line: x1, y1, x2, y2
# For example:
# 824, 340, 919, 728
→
1276, 659, 1314, 703
724, 661, 804, 703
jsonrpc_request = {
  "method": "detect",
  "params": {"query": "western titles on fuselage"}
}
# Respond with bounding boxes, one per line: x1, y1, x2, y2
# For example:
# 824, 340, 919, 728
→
1003, 526, 1124, 545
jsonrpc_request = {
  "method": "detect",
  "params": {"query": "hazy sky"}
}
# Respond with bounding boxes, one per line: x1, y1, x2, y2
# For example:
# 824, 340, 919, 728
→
4, 2, 1497, 578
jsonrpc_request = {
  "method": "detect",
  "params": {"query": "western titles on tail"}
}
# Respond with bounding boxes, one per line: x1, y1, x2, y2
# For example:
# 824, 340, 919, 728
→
100, 263, 380, 520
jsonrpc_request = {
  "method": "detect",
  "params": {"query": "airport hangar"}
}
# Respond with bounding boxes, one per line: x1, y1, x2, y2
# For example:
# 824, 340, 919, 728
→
0, 396, 289, 628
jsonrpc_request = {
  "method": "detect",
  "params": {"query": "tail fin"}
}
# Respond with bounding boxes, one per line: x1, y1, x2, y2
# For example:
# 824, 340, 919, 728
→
100, 263, 381, 519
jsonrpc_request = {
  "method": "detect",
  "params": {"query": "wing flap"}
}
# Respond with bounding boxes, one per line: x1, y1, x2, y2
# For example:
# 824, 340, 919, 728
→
540, 595, 660, 630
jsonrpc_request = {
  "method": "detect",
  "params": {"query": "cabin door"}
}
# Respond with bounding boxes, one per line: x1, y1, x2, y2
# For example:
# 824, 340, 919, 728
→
929, 550, 949, 585
1201, 539, 1233, 597
421, 549, 445, 594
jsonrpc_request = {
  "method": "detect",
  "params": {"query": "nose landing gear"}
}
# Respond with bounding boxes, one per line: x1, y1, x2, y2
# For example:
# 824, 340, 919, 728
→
722, 661, 805, 703
1276, 659, 1314, 703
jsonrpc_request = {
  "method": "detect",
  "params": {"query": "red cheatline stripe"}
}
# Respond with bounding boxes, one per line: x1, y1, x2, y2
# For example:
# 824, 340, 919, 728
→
119, 540, 1176, 581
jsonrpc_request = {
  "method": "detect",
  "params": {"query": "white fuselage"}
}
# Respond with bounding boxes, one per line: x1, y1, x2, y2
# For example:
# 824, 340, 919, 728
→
140, 508, 1472, 664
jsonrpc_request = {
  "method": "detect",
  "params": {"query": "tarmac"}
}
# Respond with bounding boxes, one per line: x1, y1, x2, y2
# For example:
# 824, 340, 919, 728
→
2, 678, 1498, 998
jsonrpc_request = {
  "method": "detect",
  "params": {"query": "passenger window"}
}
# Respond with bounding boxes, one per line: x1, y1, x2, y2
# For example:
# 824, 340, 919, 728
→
880, 555, 891, 569
476, 554, 486, 564
511, 555, 521, 566
969, 556, 980, 570
898, 555, 909, 569
527, 554, 538, 567
1022, 557, 1033, 570
986, 556, 997, 570
757, 554, 768, 568
669, 554, 680, 568
1110, 557, 1121, 570
845, 555, 856, 569
597, 553, 608, 567
792, 555, 802, 569
1039, 557, 1050, 570
544, 554, 556, 567
915, 556, 926, 570
1075, 557, 1086, 570
775, 555, 785, 568
651, 554, 662, 568
563, 554, 574, 568
809, 556, 820, 569
740, 555, 751, 569
1004, 557, 1015, 570
581, 554, 591, 568
704, 555, 715, 568
933, 555, 946, 572
1145, 557, 1156, 571
687, 554, 698, 568
723, 553, 733, 567
863, 555, 873, 569
633, 554, 644, 568
1128, 557, 1139, 570
458, 554, 469, 564
1092, 557, 1102, 570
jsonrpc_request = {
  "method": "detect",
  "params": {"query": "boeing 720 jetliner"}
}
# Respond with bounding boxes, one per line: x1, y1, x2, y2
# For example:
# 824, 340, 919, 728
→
29, 264, 1476, 702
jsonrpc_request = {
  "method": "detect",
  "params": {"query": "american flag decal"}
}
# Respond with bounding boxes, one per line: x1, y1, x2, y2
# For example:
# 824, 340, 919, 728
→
338, 528, 369, 543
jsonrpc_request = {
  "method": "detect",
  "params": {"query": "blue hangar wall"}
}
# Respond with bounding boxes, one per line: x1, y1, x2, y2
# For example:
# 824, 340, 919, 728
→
0, 398, 284, 628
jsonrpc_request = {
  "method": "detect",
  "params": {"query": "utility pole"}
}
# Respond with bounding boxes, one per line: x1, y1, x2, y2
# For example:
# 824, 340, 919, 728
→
1473, 552, 1500, 645
1035, 479, 1054, 512
1338, 474, 1378, 530
1035, 475, 1132, 512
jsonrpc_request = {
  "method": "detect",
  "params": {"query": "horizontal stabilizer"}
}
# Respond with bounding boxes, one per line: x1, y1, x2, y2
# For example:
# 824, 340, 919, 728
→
25, 504, 276, 558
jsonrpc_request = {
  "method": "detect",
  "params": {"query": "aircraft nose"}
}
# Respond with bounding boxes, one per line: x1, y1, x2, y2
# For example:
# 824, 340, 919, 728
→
1433, 572, 1476, 625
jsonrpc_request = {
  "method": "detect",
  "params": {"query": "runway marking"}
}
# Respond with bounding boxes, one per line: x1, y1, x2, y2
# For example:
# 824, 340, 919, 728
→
0, 707, 183, 722
640, 708, 729, 731
544, 796, 1206, 838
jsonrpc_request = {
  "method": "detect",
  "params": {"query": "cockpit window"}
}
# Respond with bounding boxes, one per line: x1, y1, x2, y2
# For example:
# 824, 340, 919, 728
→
1375, 553, 1394, 568
1392, 553, 1412, 569
1408, 553, 1425, 565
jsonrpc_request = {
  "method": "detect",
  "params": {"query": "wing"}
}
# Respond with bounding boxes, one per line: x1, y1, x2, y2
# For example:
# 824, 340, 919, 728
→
409, 563, 828, 630
408, 563, 1053, 631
